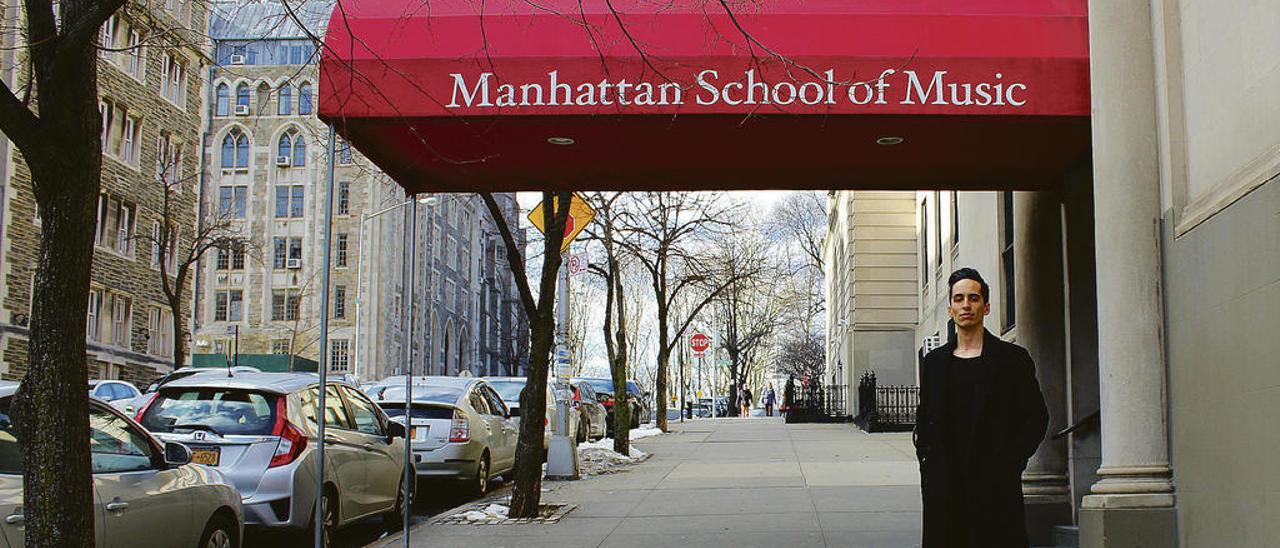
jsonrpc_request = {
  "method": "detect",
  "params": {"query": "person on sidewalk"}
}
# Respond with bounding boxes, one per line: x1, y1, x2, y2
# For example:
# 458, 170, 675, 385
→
914, 268, 1049, 548
762, 383, 777, 416
738, 385, 753, 417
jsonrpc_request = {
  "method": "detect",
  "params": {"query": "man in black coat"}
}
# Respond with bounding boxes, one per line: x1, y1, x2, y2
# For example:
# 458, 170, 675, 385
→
914, 268, 1049, 547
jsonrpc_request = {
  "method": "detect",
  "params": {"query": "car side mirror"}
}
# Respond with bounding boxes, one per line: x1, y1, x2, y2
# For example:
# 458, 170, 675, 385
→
386, 421, 406, 440
163, 442, 193, 467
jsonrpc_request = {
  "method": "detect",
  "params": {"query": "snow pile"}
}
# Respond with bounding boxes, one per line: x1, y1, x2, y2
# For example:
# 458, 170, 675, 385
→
456, 503, 509, 522
576, 427, 663, 476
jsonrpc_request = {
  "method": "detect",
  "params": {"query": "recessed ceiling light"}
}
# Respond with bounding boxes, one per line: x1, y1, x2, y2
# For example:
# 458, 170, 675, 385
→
547, 137, 575, 146
876, 136, 905, 146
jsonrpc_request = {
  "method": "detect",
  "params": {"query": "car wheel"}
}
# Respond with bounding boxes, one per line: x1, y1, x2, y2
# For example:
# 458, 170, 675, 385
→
306, 488, 337, 548
383, 478, 411, 529
197, 513, 236, 548
467, 452, 490, 497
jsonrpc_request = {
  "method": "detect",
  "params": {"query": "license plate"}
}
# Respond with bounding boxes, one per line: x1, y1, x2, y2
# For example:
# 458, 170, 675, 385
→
190, 447, 221, 466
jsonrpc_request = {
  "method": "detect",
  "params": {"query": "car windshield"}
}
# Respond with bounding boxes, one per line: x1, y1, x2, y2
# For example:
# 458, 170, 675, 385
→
379, 404, 454, 420
485, 380, 525, 403
379, 385, 463, 405
578, 378, 614, 395
139, 388, 278, 436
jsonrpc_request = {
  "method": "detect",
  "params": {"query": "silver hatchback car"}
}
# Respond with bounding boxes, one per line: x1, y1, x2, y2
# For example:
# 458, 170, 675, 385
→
0, 385, 243, 548
137, 373, 408, 542
376, 377, 517, 496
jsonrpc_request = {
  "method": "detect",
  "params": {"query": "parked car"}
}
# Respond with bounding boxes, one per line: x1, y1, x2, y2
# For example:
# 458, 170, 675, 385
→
0, 384, 243, 548
626, 379, 653, 425
568, 381, 607, 442
377, 378, 516, 496
118, 367, 264, 418
575, 377, 649, 432
137, 372, 408, 542
88, 379, 142, 414
483, 376, 573, 449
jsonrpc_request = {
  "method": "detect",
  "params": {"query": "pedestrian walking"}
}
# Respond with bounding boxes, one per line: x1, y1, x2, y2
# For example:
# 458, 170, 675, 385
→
914, 268, 1049, 548
738, 385, 753, 417
763, 383, 777, 416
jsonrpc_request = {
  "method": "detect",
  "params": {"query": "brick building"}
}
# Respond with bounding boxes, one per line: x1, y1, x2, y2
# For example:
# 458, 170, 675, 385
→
0, 0, 209, 385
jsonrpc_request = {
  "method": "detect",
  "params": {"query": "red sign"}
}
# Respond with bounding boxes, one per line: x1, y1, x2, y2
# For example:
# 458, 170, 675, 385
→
690, 332, 711, 356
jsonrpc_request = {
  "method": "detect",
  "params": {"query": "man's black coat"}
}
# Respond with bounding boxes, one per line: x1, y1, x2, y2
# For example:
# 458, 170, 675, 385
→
913, 329, 1049, 547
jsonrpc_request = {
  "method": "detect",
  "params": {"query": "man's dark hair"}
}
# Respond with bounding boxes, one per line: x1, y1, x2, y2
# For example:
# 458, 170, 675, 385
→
948, 267, 990, 302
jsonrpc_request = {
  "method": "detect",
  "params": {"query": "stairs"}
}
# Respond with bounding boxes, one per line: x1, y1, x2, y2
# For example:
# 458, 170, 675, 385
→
1036, 525, 1079, 548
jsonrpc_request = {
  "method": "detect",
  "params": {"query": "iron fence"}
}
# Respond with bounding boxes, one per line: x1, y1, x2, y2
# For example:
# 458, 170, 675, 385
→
784, 379, 852, 423
854, 371, 920, 432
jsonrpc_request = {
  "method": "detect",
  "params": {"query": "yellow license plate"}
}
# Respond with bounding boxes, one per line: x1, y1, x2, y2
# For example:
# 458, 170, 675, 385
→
191, 448, 221, 466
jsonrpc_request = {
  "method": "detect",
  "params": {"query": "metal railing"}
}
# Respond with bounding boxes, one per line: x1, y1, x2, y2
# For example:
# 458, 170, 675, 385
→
784, 379, 852, 423
854, 371, 920, 432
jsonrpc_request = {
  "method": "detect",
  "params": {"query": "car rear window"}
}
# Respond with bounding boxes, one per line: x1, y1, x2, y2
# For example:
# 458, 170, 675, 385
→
578, 378, 614, 394
379, 403, 454, 420
139, 388, 278, 436
378, 385, 462, 404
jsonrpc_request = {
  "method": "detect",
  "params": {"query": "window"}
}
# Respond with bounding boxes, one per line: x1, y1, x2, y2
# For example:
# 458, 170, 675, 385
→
337, 138, 353, 165
343, 388, 382, 435
109, 293, 132, 347
288, 238, 303, 264
337, 182, 350, 215
87, 289, 103, 341
1000, 191, 1015, 332
156, 133, 183, 187
220, 129, 249, 170
273, 237, 287, 269
275, 185, 304, 218
148, 307, 173, 357
218, 185, 247, 218
271, 290, 301, 321
119, 116, 140, 165
277, 129, 306, 167
99, 101, 112, 151
330, 339, 350, 372
335, 234, 348, 267
918, 200, 928, 289
216, 244, 244, 271
100, 15, 118, 54
213, 289, 243, 322
299, 83, 313, 114
300, 386, 352, 429
159, 53, 186, 107
334, 285, 346, 319
271, 339, 291, 355
150, 222, 176, 272
95, 195, 135, 256
215, 84, 229, 116
125, 30, 144, 80
236, 83, 250, 110
289, 45, 304, 65
278, 84, 292, 115
950, 191, 960, 250
88, 408, 155, 474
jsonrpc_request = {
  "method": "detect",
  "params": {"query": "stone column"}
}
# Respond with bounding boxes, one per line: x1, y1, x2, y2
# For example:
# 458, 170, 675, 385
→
1014, 191, 1072, 543
1081, 0, 1177, 545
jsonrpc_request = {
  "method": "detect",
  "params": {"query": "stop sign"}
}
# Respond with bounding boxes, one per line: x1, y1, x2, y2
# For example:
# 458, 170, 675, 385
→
690, 332, 711, 355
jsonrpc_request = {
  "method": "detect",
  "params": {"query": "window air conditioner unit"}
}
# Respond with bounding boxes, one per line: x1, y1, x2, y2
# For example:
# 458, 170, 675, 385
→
286, 258, 302, 269
275, 155, 291, 167
229, 54, 246, 65
233, 104, 249, 116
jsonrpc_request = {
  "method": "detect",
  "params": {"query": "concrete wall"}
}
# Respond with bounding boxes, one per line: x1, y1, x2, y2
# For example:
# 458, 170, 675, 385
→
1162, 177, 1279, 547
850, 329, 916, 386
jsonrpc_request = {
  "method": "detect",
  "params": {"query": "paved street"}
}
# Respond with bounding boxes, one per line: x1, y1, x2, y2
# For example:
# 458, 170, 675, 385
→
384, 417, 923, 548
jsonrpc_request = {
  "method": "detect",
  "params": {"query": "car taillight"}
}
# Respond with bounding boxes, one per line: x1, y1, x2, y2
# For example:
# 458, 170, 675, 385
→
449, 409, 469, 443
133, 392, 160, 422
600, 394, 614, 407
270, 398, 307, 468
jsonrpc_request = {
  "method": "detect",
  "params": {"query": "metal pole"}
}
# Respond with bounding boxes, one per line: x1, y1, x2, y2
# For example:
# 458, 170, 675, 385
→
352, 212, 367, 382
314, 124, 338, 547
402, 197, 418, 545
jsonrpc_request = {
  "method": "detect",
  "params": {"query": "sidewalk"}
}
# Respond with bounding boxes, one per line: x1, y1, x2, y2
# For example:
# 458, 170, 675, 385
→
386, 417, 922, 548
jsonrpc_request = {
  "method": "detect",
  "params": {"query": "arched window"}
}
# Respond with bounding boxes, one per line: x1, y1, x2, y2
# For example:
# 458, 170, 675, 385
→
221, 128, 249, 169
291, 133, 306, 166
235, 83, 250, 110
276, 132, 291, 161
299, 83, 313, 115
215, 84, 229, 116
278, 84, 292, 115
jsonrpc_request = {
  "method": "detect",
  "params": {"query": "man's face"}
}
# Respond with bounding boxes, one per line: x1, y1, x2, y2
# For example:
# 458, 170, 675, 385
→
948, 279, 990, 329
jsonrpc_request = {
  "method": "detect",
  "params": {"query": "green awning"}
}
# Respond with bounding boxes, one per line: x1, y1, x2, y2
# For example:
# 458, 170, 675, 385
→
190, 353, 318, 373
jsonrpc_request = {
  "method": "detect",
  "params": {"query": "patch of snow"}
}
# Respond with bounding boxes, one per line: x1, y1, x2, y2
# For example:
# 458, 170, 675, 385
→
454, 503, 509, 522
628, 427, 664, 441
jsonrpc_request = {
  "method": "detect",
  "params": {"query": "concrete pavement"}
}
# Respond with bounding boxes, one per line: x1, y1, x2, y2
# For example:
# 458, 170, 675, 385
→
384, 417, 922, 547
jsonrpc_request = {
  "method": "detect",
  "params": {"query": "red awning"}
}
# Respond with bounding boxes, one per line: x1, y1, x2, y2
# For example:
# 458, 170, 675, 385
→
319, 0, 1090, 192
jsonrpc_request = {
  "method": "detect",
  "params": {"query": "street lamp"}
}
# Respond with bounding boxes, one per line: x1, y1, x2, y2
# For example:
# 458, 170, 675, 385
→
353, 194, 436, 381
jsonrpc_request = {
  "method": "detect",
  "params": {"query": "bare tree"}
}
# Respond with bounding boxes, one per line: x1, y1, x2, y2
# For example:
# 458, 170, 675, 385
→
775, 333, 826, 381
583, 192, 636, 454
619, 192, 746, 431
479, 191, 571, 518
708, 230, 786, 413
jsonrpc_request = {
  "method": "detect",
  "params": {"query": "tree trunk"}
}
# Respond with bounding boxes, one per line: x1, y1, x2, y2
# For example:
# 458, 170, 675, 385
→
12, 163, 99, 548
508, 306, 552, 516
170, 293, 187, 369
655, 343, 670, 432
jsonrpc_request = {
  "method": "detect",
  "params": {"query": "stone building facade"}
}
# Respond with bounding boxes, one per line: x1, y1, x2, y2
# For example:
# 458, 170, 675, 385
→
0, 0, 209, 385
200, 1, 528, 380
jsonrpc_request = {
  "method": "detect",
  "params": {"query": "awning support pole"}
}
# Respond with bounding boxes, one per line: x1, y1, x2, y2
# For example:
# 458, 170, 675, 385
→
314, 123, 339, 546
